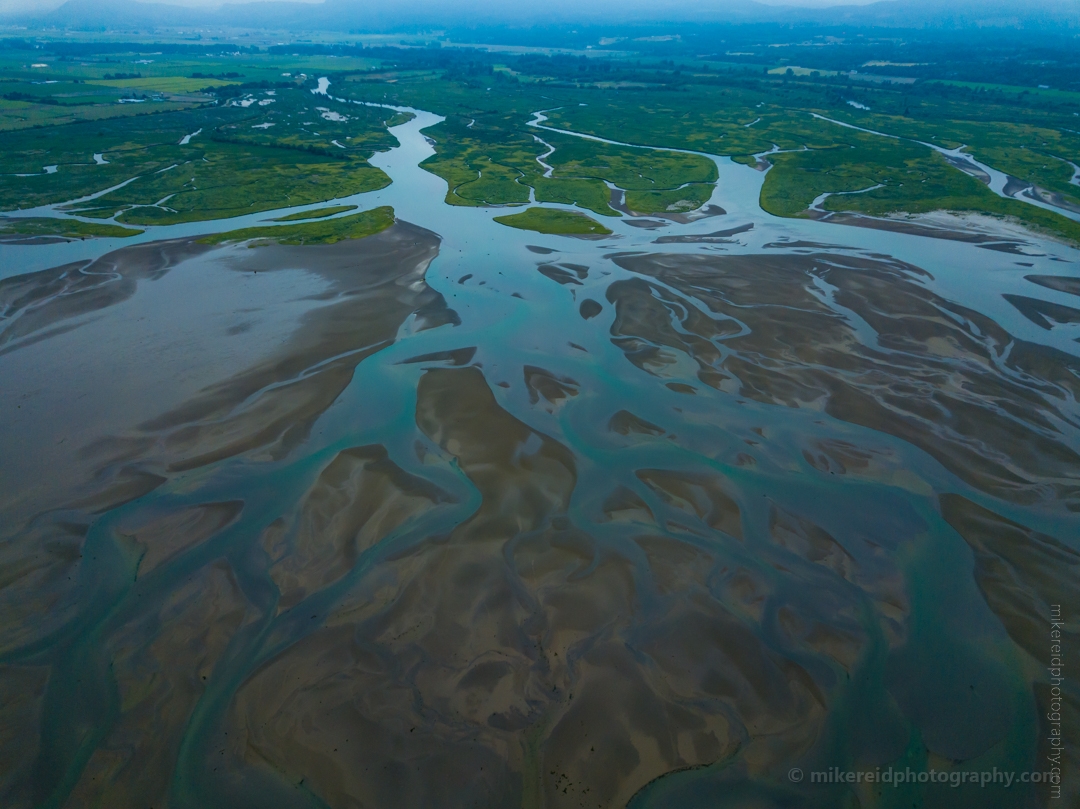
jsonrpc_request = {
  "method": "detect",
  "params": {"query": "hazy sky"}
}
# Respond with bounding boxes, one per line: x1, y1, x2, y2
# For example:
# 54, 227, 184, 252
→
0, 0, 330, 12
0, 0, 885, 14
0, 0, 313, 12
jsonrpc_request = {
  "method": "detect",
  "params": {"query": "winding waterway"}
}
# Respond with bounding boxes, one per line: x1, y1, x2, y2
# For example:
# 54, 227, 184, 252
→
1, 86, 1078, 809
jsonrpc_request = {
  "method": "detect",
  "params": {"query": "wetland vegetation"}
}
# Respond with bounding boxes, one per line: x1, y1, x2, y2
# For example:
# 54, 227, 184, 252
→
362, 62, 1080, 241
2, 31, 1078, 237
273, 204, 359, 221
197, 205, 394, 245
0, 215, 141, 240
493, 207, 612, 235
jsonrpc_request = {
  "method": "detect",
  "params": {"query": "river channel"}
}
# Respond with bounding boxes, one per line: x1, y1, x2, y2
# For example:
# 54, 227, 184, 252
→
0, 85, 1077, 809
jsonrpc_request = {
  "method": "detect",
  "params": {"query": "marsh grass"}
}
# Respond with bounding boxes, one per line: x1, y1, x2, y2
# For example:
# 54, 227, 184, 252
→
493, 207, 612, 235
198, 205, 395, 245
0, 217, 142, 239
4, 42, 1079, 243
273, 204, 358, 221
1, 87, 397, 223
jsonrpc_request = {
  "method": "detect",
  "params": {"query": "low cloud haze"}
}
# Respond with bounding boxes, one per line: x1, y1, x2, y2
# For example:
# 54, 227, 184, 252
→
0, 0, 893, 9
0, 0, 320, 11
1, 0, 1077, 27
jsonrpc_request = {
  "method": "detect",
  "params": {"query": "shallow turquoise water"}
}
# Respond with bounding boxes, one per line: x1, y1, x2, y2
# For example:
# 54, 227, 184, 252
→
0, 89, 1077, 809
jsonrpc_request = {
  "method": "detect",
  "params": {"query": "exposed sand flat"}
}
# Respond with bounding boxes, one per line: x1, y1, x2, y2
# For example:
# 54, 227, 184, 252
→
263, 443, 457, 613
608, 250, 1080, 510
1025, 273, 1080, 298
2, 236, 1077, 808
60, 558, 257, 809
1002, 293, 1080, 330
536, 261, 589, 286
810, 210, 1018, 243
218, 366, 892, 808
0, 223, 448, 533
653, 222, 754, 243
0, 223, 450, 688
1024, 184, 1080, 216
941, 494, 1080, 789
818, 207, 1074, 250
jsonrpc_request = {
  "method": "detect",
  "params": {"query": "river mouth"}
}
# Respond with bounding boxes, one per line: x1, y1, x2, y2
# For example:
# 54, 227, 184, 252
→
0, 99, 1078, 809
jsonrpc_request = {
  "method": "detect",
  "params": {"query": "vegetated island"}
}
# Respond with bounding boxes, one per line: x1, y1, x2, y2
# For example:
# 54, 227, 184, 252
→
0, 217, 143, 241
273, 204, 359, 222
0, 80, 401, 226
199, 205, 395, 245
493, 207, 613, 236
4, 36, 1079, 245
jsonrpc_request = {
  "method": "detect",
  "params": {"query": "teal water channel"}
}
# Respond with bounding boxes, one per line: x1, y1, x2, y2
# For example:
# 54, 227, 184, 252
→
0, 82, 1077, 809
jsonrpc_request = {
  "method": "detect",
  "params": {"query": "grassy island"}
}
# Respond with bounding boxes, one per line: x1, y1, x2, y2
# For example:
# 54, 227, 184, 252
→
199, 205, 395, 245
273, 204, 359, 221
0, 217, 142, 239
493, 207, 613, 235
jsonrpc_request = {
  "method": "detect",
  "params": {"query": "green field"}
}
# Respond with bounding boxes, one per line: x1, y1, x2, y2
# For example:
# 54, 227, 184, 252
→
0, 96, 199, 132
88, 77, 240, 93
926, 80, 1080, 105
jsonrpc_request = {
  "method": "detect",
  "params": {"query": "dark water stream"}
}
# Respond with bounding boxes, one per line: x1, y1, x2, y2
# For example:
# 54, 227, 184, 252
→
0, 90, 1077, 809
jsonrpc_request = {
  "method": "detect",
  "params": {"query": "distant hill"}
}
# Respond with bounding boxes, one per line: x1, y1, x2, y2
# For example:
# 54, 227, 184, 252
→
8, 0, 1080, 32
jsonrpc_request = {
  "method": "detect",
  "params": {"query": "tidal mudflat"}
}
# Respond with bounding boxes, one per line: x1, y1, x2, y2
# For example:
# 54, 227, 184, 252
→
0, 100, 1078, 809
